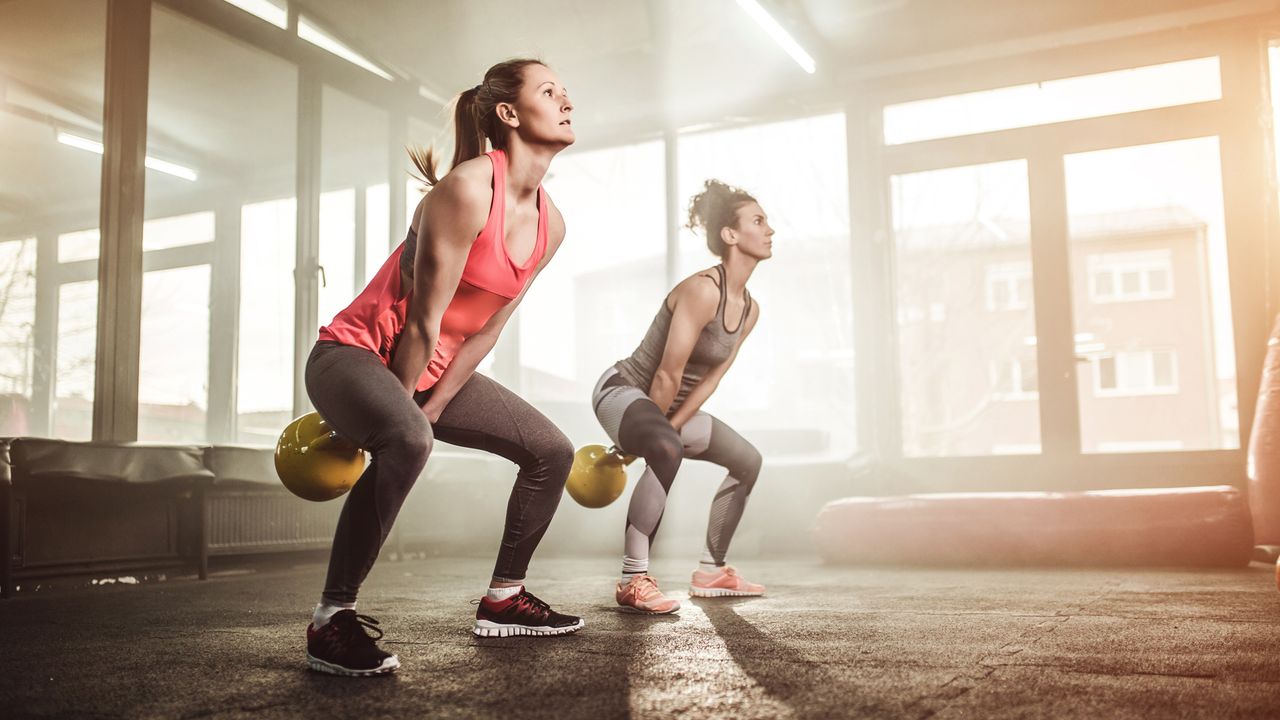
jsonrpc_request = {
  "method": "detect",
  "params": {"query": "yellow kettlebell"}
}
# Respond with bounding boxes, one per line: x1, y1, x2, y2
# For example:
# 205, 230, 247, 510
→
274, 412, 366, 502
566, 444, 637, 508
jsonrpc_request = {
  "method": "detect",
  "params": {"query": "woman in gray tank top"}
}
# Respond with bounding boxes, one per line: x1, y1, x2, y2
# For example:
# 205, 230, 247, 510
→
591, 179, 773, 614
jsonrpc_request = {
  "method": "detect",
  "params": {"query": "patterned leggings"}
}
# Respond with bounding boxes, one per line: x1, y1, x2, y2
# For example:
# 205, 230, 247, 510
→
591, 367, 762, 574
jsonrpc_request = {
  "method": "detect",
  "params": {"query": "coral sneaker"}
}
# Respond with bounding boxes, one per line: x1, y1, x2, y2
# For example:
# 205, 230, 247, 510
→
615, 574, 681, 614
689, 565, 765, 598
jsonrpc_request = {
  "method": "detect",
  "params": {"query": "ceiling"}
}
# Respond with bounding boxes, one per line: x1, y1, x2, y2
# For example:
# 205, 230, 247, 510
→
0, 0, 1274, 234
301, 0, 1273, 139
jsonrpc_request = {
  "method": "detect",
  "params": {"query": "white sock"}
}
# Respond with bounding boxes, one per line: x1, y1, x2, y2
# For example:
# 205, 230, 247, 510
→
486, 585, 522, 602
312, 600, 355, 628
622, 554, 648, 583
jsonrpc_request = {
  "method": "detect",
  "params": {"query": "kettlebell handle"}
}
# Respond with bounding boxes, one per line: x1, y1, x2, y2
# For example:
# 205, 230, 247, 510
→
607, 445, 638, 466
307, 431, 339, 453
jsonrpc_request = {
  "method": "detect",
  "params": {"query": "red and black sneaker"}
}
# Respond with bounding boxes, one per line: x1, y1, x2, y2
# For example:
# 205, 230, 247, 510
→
306, 610, 400, 677
473, 587, 585, 637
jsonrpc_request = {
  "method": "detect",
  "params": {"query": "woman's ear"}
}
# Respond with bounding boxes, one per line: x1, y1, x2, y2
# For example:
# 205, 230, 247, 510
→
720, 225, 738, 247
496, 102, 519, 129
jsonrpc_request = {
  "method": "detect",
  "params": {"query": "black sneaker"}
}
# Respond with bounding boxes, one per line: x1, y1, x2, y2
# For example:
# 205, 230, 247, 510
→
306, 610, 400, 676
473, 587, 585, 637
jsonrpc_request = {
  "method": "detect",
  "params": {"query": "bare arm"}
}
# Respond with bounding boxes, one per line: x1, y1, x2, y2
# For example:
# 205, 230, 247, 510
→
419, 198, 568, 422
389, 166, 490, 393
667, 301, 759, 430
649, 274, 721, 417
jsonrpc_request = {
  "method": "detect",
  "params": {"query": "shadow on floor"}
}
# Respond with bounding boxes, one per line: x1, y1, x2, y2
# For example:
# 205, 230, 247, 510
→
694, 596, 881, 719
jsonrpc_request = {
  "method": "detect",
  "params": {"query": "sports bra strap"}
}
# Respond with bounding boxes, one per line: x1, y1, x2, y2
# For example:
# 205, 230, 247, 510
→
714, 264, 728, 318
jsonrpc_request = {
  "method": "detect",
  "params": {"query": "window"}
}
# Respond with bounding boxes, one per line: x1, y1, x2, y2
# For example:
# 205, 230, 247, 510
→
1067, 137, 1235, 451
138, 265, 211, 442
677, 113, 855, 456
522, 141, 667, 401
55, 279, 97, 440
319, 84, 391, 329
317, 187, 356, 325
884, 57, 1221, 145
238, 198, 295, 444
58, 230, 100, 263
0, 238, 37, 436
986, 262, 1032, 311
142, 212, 214, 252
150, 6, 298, 443
1094, 349, 1178, 396
892, 160, 1040, 456
1088, 250, 1174, 303
0, 0, 106, 437
137, 214, 215, 442
364, 183, 391, 284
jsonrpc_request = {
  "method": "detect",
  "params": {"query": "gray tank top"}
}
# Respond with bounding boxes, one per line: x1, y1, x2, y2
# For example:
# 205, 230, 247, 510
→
615, 265, 752, 411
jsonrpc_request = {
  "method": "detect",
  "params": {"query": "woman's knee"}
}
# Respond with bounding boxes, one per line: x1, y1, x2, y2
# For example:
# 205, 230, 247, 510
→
521, 427, 574, 482
734, 444, 763, 486
642, 431, 684, 474
542, 431, 576, 478
383, 413, 434, 470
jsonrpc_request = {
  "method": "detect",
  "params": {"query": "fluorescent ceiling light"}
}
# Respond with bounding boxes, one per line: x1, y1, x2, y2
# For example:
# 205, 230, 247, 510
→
57, 132, 198, 182
220, 0, 287, 29
54, 132, 105, 154
143, 156, 199, 182
734, 0, 816, 74
298, 17, 394, 81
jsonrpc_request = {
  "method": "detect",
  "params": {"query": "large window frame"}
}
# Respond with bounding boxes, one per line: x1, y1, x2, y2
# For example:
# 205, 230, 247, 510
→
11, 1, 1279, 478
851, 20, 1278, 490
1, 0, 438, 443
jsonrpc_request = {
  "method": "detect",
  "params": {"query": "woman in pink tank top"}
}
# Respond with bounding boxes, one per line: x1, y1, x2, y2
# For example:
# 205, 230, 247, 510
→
302, 59, 584, 677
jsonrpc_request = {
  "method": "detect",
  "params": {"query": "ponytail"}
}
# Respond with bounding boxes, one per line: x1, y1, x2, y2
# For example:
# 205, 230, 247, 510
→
407, 59, 544, 188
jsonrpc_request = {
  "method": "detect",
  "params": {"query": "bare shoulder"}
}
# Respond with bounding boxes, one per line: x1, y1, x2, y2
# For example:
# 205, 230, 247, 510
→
680, 265, 723, 295
670, 268, 721, 317
418, 157, 493, 234
445, 154, 496, 185
433, 156, 493, 205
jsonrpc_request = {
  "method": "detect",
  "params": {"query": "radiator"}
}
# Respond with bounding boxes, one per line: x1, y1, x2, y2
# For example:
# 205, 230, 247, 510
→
206, 491, 340, 553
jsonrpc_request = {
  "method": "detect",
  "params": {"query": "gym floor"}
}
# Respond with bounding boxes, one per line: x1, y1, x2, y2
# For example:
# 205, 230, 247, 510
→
4, 556, 1279, 719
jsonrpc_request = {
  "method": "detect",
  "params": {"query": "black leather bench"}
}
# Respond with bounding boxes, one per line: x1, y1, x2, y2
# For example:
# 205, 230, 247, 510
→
0, 439, 350, 597
1, 438, 211, 597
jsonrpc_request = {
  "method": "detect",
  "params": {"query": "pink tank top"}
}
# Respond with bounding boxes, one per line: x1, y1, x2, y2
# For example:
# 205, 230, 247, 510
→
317, 150, 548, 391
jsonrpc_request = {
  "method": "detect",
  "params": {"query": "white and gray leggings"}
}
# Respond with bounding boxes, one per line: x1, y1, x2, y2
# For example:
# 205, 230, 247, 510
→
592, 368, 763, 574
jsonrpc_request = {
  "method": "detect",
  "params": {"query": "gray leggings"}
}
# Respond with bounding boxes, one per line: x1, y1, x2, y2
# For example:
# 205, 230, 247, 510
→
591, 367, 763, 573
306, 341, 574, 603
